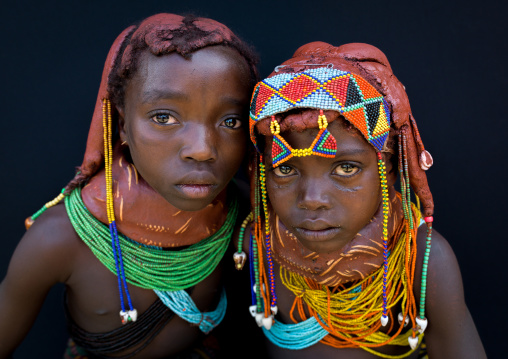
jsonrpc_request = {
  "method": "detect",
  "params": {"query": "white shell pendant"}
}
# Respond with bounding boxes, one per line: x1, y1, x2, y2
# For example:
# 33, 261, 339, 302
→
255, 313, 264, 327
271, 305, 278, 315
233, 252, 247, 270
119, 309, 138, 325
398, 312, 409, 327
419, 150, 433, 170
416, 316, 428, 333
408, 335, 419, 350
262, 315, 274, 330
249, 305, 257, 317
380, 315, 389, 326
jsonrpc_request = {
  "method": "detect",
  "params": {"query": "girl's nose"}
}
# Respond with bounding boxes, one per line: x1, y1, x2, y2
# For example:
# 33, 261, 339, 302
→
297, 179, 332, 211
179, 125, 217, 162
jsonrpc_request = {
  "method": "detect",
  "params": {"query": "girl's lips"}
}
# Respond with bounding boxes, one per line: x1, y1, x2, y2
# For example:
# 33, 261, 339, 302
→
294, 227, 341, 242
176, 184, 216, 199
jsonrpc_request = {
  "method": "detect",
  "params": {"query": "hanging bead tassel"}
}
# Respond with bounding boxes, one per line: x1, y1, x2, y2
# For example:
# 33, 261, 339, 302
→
25, 188, 66, 229
417, 217, 433, 334
377, 152, 389, 326
103, 98, 137, 324
259, 160, 277, 328
234, 212, 252, 270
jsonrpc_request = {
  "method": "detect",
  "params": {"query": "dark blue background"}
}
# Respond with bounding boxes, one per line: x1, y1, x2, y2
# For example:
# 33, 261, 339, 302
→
1, 0, 506, 357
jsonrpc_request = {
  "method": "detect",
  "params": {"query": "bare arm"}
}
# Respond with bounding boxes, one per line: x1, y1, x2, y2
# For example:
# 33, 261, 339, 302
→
0, 204, 76, 358
415, 226, 486, 358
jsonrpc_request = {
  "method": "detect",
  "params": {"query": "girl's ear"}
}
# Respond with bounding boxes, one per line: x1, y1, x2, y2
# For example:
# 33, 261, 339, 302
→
383, 152, 397, 187
117, 106, 128, 144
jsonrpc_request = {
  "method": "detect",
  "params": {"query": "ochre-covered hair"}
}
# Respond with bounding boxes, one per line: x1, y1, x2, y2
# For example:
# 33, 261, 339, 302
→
65, 13, 258, 193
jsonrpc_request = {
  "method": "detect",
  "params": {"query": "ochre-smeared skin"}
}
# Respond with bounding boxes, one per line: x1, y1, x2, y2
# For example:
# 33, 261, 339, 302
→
82, 146, 228, 248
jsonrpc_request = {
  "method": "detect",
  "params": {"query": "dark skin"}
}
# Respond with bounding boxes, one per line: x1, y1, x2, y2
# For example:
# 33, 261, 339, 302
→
0, 46, 252, 358
244, 117, 486, 358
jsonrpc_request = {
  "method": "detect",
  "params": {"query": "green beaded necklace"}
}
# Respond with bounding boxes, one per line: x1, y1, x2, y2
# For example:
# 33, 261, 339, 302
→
65, 187, 238, 291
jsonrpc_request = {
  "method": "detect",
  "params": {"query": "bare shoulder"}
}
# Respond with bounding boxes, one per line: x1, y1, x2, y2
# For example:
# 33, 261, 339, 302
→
6, 202, 82, 286
0, 202, 83, 356
414, 225, 486, 359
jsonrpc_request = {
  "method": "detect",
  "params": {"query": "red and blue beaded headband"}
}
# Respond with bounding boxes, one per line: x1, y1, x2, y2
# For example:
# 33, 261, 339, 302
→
249, 66, 391, 164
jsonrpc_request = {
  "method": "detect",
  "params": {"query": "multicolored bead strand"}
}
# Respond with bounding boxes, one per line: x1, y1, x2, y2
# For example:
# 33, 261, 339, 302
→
248, 234, 257, 316
377, 152, 390, 326
103, 98, 137, 324
259, 161, 278, 323
401, 134, 414, 233
417, 217, 433, 335
25, 188, 66, 229
252, 158, 263, 319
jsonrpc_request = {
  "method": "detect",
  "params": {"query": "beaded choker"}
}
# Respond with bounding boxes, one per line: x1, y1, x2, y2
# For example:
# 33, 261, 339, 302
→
65, 186, 237, 292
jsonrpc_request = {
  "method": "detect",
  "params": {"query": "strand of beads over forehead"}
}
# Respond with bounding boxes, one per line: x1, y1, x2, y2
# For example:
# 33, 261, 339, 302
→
270, 110, 337, 167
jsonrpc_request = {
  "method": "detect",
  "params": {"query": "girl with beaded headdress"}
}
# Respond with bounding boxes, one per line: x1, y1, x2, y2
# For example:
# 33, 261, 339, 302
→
234, 42, 486, 358
0, 13, 258, 358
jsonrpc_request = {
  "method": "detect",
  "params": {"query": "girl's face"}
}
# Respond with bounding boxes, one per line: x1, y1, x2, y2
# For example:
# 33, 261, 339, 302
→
264, 117, 392, 253
119, 46, 251, 211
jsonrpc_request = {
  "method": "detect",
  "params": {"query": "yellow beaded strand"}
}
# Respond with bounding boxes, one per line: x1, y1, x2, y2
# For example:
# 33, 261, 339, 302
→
102, 98, 115, 224
281, 205, 423, 357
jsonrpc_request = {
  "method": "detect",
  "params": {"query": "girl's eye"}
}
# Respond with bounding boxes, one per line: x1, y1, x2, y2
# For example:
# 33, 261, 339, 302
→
273, 165, 295, 177
334, 163, 359, 176
222, 118, 242, 129
150, 113, 177, 125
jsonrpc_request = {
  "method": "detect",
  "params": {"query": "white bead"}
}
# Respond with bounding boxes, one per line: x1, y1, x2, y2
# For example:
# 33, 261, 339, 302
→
255, 313, 264, 327
262, 315, 274, 330
128, 309, 138, 322
398, 312, 409, 327
416, 316, 428, 333
119, 309, 138, 324
249, 305, 257, 317
419, 150, 433, 171
380, 315, 389, 326
271, 305, 278, 315
408, 335, 419, 350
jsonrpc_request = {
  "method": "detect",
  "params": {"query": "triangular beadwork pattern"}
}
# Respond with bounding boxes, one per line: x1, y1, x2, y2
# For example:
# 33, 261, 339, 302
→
312, 129, 337, 156
272, 135, 293, 167
250, 67, 391, 151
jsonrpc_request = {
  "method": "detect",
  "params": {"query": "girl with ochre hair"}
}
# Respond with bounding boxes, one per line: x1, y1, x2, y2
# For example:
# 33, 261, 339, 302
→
0, 13, 257, 358
235, 41, 486, 358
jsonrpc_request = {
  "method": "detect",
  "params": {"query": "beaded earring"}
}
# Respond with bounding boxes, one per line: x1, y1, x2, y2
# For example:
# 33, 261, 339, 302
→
270, 110, 337, 168
103, 98, 137, 324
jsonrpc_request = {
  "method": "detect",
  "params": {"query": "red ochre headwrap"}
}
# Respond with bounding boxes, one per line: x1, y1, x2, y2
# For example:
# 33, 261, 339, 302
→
250, 42, 434, 217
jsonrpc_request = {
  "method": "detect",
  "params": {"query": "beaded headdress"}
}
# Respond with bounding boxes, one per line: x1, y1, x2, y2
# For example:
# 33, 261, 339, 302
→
235, 42, 435, 353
